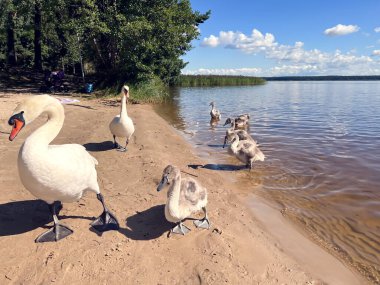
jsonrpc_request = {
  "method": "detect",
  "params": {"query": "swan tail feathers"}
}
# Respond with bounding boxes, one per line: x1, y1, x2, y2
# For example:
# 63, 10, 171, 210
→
253, 148, 265, 162
91, 155, 99, 165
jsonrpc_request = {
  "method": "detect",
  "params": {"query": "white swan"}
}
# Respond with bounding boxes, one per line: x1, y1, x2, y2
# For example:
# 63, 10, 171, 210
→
209, 101, 221, 120
157, 165, 210, 235
228, 134, 265, 169
223, 117, 257, 148
8, 95, 119, 242
109, 85, 135, 152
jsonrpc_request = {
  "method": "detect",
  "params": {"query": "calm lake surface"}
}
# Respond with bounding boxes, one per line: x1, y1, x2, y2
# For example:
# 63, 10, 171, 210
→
155, 81, 380, 282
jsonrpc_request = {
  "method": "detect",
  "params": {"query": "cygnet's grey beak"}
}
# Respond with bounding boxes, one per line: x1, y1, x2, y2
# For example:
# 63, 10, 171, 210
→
157, 175, 168, 192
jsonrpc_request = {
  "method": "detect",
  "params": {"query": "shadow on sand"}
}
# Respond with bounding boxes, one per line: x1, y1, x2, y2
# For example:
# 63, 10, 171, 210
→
188, 163, 247, 171
83, 141, 114, 152
0, 200, 50, 236
0, 199, 91, 237
118, 204, 173, 240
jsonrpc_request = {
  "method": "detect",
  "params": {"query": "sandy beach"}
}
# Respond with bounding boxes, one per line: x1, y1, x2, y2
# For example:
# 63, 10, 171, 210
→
0, 92, 367, 284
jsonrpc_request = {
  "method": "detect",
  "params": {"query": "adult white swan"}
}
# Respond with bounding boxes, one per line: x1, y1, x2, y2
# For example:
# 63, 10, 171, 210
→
109, 85, 135, 152
8, 95, 119, 242
157, 165, 210, 235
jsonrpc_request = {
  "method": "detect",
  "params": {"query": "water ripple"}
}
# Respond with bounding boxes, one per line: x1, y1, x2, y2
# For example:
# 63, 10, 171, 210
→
155, 81, 380, 282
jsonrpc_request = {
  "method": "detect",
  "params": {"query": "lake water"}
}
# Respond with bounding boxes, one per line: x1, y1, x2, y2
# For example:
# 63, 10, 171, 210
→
155, 81, 380, 283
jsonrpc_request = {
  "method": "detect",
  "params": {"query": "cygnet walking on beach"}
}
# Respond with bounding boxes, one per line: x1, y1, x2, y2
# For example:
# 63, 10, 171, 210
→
157, 165, 210, 235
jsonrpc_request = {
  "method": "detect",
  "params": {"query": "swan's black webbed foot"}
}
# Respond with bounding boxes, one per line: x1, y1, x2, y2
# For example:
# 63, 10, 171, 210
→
91, 193, 120, 232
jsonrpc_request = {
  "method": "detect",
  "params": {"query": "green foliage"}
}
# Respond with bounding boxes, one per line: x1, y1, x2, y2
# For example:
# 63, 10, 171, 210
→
94, 75, 169, 104
130, 76, 170, 104
0, 0, 209, 86
177, 75, 266, 87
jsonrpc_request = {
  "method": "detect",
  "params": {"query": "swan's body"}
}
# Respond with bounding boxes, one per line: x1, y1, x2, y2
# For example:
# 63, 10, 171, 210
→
157, 165, 210, 235
209, 102, 221, 120
228, 134, 265, 169
223, 118, 256, 148
18, 142, 99, 203
109, 85, 135, 151
8, 95, 119, 242
210, 118, 219, 129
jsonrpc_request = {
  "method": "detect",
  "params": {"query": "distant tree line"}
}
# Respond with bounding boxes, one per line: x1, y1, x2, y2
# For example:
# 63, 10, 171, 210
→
264, 75, 380, 81
178, 75, 266, 87
0, 0, 210, 86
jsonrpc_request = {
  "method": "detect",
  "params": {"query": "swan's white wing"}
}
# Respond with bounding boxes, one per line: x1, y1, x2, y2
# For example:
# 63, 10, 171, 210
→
46, 144, 99, 191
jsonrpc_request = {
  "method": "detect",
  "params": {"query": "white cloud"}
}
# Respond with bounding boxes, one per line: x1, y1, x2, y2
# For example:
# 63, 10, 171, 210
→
374, 27, 380, 33
194, 27, 380, 76
324, 24, 359, 36
372, 50, 380, 56
201, 29, 276, 53
201, 35, 219, 47
183, 58, 380, 76
269, 64, 319, 76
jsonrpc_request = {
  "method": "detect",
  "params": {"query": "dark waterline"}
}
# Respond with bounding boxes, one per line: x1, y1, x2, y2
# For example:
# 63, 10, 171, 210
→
155, 81, 380, 283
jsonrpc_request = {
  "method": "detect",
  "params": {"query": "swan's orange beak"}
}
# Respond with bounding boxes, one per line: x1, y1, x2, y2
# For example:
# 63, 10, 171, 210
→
9, 119, 24, 141
8, 112, 25, 141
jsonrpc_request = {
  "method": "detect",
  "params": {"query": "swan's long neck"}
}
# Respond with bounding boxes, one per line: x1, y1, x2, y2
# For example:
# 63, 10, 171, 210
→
227, 124, 234, 136
120, 94, 128, 117
230, 120, 236, 132
230, 136, 240, 154
24, 100, 64, 150
167, 172, 181, 212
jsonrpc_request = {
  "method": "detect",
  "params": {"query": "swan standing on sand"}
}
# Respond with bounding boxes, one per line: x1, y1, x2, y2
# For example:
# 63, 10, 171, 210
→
8, 95, 119, 242
228, 134, 265, 169
157, 165, 210, 235
109, 85, 135, 152
209, 101, 221, 120
223, 117, 256, 148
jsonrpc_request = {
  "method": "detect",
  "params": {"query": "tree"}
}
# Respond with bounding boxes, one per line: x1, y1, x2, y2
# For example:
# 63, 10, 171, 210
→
3, 0, 17, 66
83, 0, 210, 84
0, 0, 210, 86
34, 0, 42, 70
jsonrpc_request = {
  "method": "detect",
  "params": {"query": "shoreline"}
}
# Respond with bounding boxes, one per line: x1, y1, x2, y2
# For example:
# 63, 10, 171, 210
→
0, 92, 367, 284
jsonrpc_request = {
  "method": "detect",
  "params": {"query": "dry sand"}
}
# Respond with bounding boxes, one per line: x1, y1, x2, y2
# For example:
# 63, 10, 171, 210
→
0, 92, 367, 284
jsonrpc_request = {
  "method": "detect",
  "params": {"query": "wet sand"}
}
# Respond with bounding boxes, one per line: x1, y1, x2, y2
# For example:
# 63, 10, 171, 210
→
0, 93, 367, 284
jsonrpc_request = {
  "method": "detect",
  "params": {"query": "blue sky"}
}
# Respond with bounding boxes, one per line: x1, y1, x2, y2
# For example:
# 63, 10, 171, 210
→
182, 0, 380, 76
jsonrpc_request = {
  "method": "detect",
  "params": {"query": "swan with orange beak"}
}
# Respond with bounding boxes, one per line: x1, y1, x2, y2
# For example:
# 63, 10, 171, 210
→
109, 85, 135, 152
8, 111, 25, 141
8, 95, 119, 242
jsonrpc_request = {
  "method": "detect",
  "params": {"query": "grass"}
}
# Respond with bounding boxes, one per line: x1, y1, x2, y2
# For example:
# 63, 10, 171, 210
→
177, 75, 266, 87
93, 76, 170, 104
